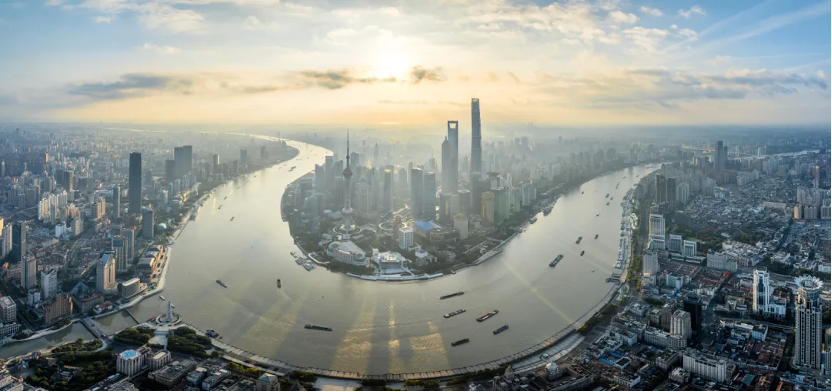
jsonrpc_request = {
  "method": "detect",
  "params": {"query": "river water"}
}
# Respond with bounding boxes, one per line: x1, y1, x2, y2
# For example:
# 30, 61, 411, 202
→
2, 141, 656, 374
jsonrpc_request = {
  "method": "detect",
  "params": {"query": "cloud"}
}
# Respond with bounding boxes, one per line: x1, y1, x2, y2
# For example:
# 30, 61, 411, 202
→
532, 67, 829, 109
293, 69, 396, 89
93, 16, 112, 23
623, 26, 670, 52
678, 6, 706, 18
68, 73, 190, 100
49, 0, 206, 32
677, 28, 697, 39
141, 43, 181, 54
242, 15, 279, 30
606, 11, 638, 25
639, 6, 663, 17
409, 66, 444, 84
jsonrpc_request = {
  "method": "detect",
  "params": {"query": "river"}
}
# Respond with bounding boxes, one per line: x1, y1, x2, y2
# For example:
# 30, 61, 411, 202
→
2, 141, 656, 374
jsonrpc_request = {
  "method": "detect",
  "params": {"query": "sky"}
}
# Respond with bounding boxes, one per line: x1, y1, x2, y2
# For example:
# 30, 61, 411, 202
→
0, 0, 829, 126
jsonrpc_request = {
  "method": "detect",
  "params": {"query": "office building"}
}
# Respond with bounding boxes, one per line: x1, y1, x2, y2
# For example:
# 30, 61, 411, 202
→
683, 295, 702, 332
11, 221, 27, 263
122, 228, 135, 259
481, 191, 495, 225
21, 255, 37, 291
121, 278, 143, 299
41, 269, 58, 299
112, 236, 128, 273
128, 152, 142, 213
655, 175, 667, 204
0, 296, 16, 323
444, 121, 459, 194
97, 253, 116, 294
410, 168, 424, 219
470, 98, 482, 174
398, 228, 413, 250
112, 185, 121, 219
671, 309, 692, 342
383, 167, 394, 213
794, 276, 824, 369
212, 154, 220, 174
423, 172, 436, 220
143, 208, 154, 239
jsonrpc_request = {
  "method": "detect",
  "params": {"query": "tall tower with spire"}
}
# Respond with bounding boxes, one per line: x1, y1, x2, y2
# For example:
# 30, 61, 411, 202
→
341, 132, 355, 236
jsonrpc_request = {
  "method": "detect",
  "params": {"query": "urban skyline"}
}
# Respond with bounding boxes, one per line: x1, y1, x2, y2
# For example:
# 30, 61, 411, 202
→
0, 0, 829, 391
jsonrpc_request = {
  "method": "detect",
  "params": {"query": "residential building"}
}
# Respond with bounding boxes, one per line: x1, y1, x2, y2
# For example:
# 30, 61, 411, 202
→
682, 349, 730, 383
41, 269, 58, 300
43, 294, 73, 324
20, 255, 37, 290
671, 309, 692, 342
794, 276, 824, 370
0, 297, 16, 323
398, 227, 414, 250
96, 253, 116, 294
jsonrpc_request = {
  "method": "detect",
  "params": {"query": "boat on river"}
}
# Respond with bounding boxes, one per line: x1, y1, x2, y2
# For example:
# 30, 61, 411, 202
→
440, 291, 464, 300
451, 338, 470, 347
444, 309, 466, 318
580, 250, 585, 256
277, 279, 282, 288
216, 280, 228, 288
476, 310, 499, 322
493, 325, 509, 335
549, 254, 563, 267
576, 236, 582, 244
305, 324, 332, 331
529, 217, 537, 224
543, 206, 553, 215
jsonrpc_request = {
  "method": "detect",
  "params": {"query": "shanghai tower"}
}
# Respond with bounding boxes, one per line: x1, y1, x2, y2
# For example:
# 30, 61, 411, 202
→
470, 98, 482, 174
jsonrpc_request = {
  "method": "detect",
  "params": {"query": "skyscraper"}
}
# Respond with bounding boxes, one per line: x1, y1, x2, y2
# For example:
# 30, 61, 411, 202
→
142, 208, 154, 239
423, 172, 437, 220
183, 145, 193, 174
655, 174, 667, 204
470, 98, 482, 174
21, 254, 37, 290
96, 253, 116, 294
683, 295, 702, 332
447, 120, 459, 194
410, 168, 424, 219
382, 167, 394, 213
174, 146, 186, 178
753, 268, 770, 313
212, 154, 221, 175
128, 152, 142, 213
715, 140, 725, 171
12, 221, 27, 263
41, 269, 58, 300
794, 276, 824, 369
112, 185, 121, 219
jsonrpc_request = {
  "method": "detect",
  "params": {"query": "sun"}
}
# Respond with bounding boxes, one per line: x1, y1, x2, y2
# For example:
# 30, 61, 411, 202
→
371, 50, 411, 80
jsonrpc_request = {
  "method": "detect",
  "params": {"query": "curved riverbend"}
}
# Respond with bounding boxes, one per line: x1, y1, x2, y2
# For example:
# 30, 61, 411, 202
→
94, 140, 653, 375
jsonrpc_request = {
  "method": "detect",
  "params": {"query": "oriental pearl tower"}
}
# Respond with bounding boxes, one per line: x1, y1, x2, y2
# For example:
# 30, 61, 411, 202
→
341, 132, 356, 237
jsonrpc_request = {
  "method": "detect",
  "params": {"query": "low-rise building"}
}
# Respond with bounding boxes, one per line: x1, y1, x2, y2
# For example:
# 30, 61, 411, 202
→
682, 349, 731, 383
149, 360, 197, 387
